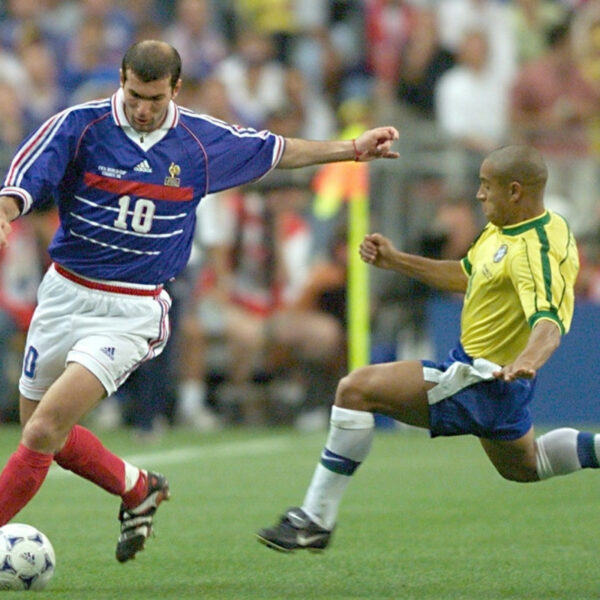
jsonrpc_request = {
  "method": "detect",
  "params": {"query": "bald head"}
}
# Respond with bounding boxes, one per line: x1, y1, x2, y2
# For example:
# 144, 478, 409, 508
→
121, 40, 182, 90
485, 145, 548, 190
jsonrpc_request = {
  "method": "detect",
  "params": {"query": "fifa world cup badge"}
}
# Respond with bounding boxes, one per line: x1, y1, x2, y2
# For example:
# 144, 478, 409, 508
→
164, 162, 181, 187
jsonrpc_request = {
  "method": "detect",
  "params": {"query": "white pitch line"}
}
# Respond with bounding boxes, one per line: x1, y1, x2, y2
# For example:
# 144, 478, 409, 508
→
47, 436, 294, 478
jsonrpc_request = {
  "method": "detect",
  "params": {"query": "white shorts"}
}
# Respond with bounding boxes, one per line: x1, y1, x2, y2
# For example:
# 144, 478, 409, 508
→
19, 264, 172, 400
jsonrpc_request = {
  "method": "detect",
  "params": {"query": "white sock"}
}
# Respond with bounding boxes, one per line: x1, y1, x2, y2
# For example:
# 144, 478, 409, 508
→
178, 380, 207, 416
536, 428, 600, 480
123, 461, 141, 493
302, 406, 374, 530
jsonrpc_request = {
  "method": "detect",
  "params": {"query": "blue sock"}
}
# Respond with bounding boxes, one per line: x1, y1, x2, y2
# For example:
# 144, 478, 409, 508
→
577, 432, 600, 469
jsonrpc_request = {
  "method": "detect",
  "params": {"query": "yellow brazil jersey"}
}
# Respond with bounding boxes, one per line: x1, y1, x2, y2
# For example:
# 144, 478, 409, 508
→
459, 210, 579, 365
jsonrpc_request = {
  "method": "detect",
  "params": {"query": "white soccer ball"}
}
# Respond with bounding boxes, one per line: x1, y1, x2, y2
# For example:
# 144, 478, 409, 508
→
0, 523, 56, 591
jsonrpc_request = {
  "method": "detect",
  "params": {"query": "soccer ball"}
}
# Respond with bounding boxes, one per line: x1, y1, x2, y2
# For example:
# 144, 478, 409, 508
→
0, 523, 55, 591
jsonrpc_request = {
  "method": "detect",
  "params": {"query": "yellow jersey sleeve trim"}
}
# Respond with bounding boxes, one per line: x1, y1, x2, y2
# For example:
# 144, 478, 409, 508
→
529, 311, 564, 335
461, 257, 472, 276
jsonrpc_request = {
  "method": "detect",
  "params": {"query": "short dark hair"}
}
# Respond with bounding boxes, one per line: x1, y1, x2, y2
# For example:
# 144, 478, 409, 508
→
487, 145, 548, 188
121, 40, 182, 89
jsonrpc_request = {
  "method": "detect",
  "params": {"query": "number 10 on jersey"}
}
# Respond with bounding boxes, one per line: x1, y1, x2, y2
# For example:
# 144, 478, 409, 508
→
113, 196, 155, 233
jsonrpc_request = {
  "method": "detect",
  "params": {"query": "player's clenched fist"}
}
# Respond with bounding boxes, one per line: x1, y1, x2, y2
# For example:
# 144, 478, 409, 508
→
359, 233, 397, 269
354, 127, 400, 162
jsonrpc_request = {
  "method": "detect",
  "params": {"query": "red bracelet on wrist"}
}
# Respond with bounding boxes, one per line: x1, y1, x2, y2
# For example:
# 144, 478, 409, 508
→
352, 138, 361, 162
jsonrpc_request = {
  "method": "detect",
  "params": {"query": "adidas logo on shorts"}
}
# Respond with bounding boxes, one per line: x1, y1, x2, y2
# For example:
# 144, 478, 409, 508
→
100, 346, 116, 360
134, 160, 152, 173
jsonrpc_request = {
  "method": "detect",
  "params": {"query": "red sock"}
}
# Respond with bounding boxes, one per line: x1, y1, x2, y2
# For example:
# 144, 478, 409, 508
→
0, 443, 53, 525
54, 425, 128, 496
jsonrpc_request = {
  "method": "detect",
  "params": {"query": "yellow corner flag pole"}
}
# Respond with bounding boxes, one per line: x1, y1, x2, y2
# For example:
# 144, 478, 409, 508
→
312, 120, 371, 372
347, 164, 370, 371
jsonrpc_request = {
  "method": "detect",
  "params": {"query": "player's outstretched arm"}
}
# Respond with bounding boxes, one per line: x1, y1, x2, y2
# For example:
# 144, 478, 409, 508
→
494, 319, 561, 382
277, 126, 400, 169
0, 195, 21, 249
359, 233, 468, 293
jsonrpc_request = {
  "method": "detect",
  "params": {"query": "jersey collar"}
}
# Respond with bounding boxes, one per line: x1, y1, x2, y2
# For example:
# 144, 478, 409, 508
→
501, 210, 551, 236
111, 87, 180, 131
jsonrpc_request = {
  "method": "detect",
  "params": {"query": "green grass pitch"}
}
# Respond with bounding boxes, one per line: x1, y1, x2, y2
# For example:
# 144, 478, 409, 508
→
0, 424, 597, 599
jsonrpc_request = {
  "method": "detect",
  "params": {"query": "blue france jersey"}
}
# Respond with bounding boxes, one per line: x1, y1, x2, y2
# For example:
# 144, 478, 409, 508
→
1, 89, 285, 284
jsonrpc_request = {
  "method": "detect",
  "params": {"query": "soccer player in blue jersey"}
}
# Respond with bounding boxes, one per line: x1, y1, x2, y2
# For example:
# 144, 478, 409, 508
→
257, 144, 593, 553
0, 39, 399, 562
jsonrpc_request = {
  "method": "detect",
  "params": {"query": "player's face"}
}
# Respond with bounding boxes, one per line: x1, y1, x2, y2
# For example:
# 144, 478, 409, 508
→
476, 159, 513, 226
120, 69, 181, 133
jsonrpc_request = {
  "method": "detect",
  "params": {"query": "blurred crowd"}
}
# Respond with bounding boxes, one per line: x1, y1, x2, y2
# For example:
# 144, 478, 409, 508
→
1, 0, 600, 436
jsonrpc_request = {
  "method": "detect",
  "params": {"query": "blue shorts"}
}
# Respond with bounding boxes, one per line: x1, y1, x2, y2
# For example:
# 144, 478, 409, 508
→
421, 344, 535, 441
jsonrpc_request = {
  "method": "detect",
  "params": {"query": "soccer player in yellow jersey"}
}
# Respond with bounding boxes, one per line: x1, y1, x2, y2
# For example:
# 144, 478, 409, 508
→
257, 145, 589, 553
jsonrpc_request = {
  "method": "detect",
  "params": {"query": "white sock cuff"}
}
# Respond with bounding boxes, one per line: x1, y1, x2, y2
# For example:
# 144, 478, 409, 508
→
535, 428, 581, 480
123, 462, 141, 493
330, 406, 374, 430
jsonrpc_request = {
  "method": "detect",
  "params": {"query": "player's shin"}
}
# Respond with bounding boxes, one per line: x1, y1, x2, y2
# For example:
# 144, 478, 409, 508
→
536, 428, 600, 480
54, 424, 144, 504
302, 406, 375, 530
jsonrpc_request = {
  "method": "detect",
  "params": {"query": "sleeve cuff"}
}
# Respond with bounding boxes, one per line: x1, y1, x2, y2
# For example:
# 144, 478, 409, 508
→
461, 257, 472, 276
529, 311, 564, 335
0, 187, 33, 215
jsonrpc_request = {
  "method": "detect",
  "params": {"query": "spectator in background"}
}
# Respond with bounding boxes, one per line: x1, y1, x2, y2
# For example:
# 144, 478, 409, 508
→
574, 2, 600, 186
59, 0, 135, 101
0, 48, 30, 111
289, 1, 346, 102
163, 0, 228, 82
38, 0, 80, 55
171, 193, 234, 432
435, 28, 510, 193
282, 68, 337, 142
0, 79, 27, 171
216, 29, 288, 129
287, 224, 348, 431
364, 0, 417, 104
197, 180, 314, 425
233, 0, 297, 64
190, 177, 344, 428
17, 39, 65, 131
510, 18, 600, 237
0, 0, 42, 53
577, 235, 600, 302
396, 5, 455, 119
436, 0, 517, 86
59, 16, 119, 101
122, 0, 168, 35
189, 75, 241, 123
507, 0, 570, 65
71, 0, 135, 66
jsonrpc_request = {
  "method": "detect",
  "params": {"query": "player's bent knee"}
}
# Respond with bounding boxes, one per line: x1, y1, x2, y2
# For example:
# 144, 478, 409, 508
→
492, 462, 538, 483
335, 368, 373, 412
21, 417, 66, 454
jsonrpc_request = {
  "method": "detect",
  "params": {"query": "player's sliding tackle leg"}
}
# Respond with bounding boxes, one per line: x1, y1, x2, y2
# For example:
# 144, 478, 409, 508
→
257, 405, 374, 552
535, 428, 600, 478
258, 419, 600, 552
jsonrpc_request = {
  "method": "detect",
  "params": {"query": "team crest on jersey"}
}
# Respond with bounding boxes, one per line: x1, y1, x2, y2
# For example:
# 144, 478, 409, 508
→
493, 244, 508, 263
164, 162, 181, 187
